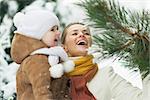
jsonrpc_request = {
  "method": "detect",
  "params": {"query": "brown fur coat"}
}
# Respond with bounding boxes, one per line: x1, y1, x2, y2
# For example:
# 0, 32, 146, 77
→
11, 33, 70, 100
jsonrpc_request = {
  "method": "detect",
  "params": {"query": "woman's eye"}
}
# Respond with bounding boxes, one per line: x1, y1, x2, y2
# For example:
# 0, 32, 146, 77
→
85, 32, 90, 35
72, 33, 78, 35
83, 31, 90, 35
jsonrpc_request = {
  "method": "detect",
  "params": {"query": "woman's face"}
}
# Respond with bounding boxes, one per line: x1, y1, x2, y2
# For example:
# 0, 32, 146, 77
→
42, 25, 60, 47
63, 24, 92, 57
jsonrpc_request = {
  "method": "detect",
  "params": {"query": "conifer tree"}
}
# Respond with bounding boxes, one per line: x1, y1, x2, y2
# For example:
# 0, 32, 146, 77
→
78, 0, 150, 79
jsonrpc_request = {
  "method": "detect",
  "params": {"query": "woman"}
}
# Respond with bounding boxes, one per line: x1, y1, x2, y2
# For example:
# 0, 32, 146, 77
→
62, 22, 96, 100
61, 22, 145, 100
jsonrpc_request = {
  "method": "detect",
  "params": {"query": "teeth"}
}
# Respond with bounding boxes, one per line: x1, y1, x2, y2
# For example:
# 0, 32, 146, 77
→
77, 40, 87, 45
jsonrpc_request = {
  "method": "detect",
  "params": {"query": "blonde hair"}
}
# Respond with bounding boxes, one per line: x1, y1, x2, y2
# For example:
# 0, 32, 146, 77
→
61, 22, 88, 44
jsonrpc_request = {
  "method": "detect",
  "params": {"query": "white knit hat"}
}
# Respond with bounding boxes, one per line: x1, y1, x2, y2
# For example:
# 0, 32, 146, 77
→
13, 10, 60, 40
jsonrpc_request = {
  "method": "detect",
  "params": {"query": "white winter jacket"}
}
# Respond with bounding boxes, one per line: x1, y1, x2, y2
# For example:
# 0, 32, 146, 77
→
87, 66, 144, 100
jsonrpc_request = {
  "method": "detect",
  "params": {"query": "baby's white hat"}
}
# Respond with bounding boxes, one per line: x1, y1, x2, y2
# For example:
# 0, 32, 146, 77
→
13, 9, 59, 40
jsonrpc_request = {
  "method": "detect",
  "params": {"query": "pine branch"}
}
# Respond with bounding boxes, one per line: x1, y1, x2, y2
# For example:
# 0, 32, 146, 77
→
78, 0, 150, 78
115, 39, 134, 51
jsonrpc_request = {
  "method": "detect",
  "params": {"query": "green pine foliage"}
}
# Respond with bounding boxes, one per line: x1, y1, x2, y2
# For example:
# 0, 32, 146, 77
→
78, 0, 150, 78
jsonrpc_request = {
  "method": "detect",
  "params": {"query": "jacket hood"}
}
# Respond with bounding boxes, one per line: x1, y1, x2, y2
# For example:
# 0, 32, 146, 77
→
11, 33, 47, 64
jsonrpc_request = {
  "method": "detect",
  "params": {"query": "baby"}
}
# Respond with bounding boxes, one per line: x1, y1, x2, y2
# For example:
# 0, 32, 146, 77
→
11, 9, 74, 100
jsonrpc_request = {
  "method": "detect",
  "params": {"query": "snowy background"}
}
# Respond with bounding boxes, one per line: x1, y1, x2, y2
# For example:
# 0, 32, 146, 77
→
0, 0, 149, 99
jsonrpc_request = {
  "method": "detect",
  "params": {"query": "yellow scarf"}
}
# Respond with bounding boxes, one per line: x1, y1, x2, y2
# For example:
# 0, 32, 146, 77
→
66, 55, 98, 76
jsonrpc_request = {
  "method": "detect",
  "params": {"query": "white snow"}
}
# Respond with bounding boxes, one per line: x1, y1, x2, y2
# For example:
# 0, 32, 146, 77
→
0, 0, 149, 99
116, 0, 150, 11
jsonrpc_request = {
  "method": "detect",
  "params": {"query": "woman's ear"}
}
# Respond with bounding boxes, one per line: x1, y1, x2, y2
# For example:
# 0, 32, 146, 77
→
61, 44, 68, 52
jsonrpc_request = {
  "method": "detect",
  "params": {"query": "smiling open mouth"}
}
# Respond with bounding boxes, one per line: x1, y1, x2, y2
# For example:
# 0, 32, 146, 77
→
77, 40, 87, 45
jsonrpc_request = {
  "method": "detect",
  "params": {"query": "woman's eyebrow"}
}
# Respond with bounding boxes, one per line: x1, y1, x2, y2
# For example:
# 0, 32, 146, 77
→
68, 29, 78, 33
72, 30, 78, 32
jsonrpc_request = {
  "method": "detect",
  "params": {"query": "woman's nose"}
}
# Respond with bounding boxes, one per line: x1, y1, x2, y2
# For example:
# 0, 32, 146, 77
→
78, 32, 84, 37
